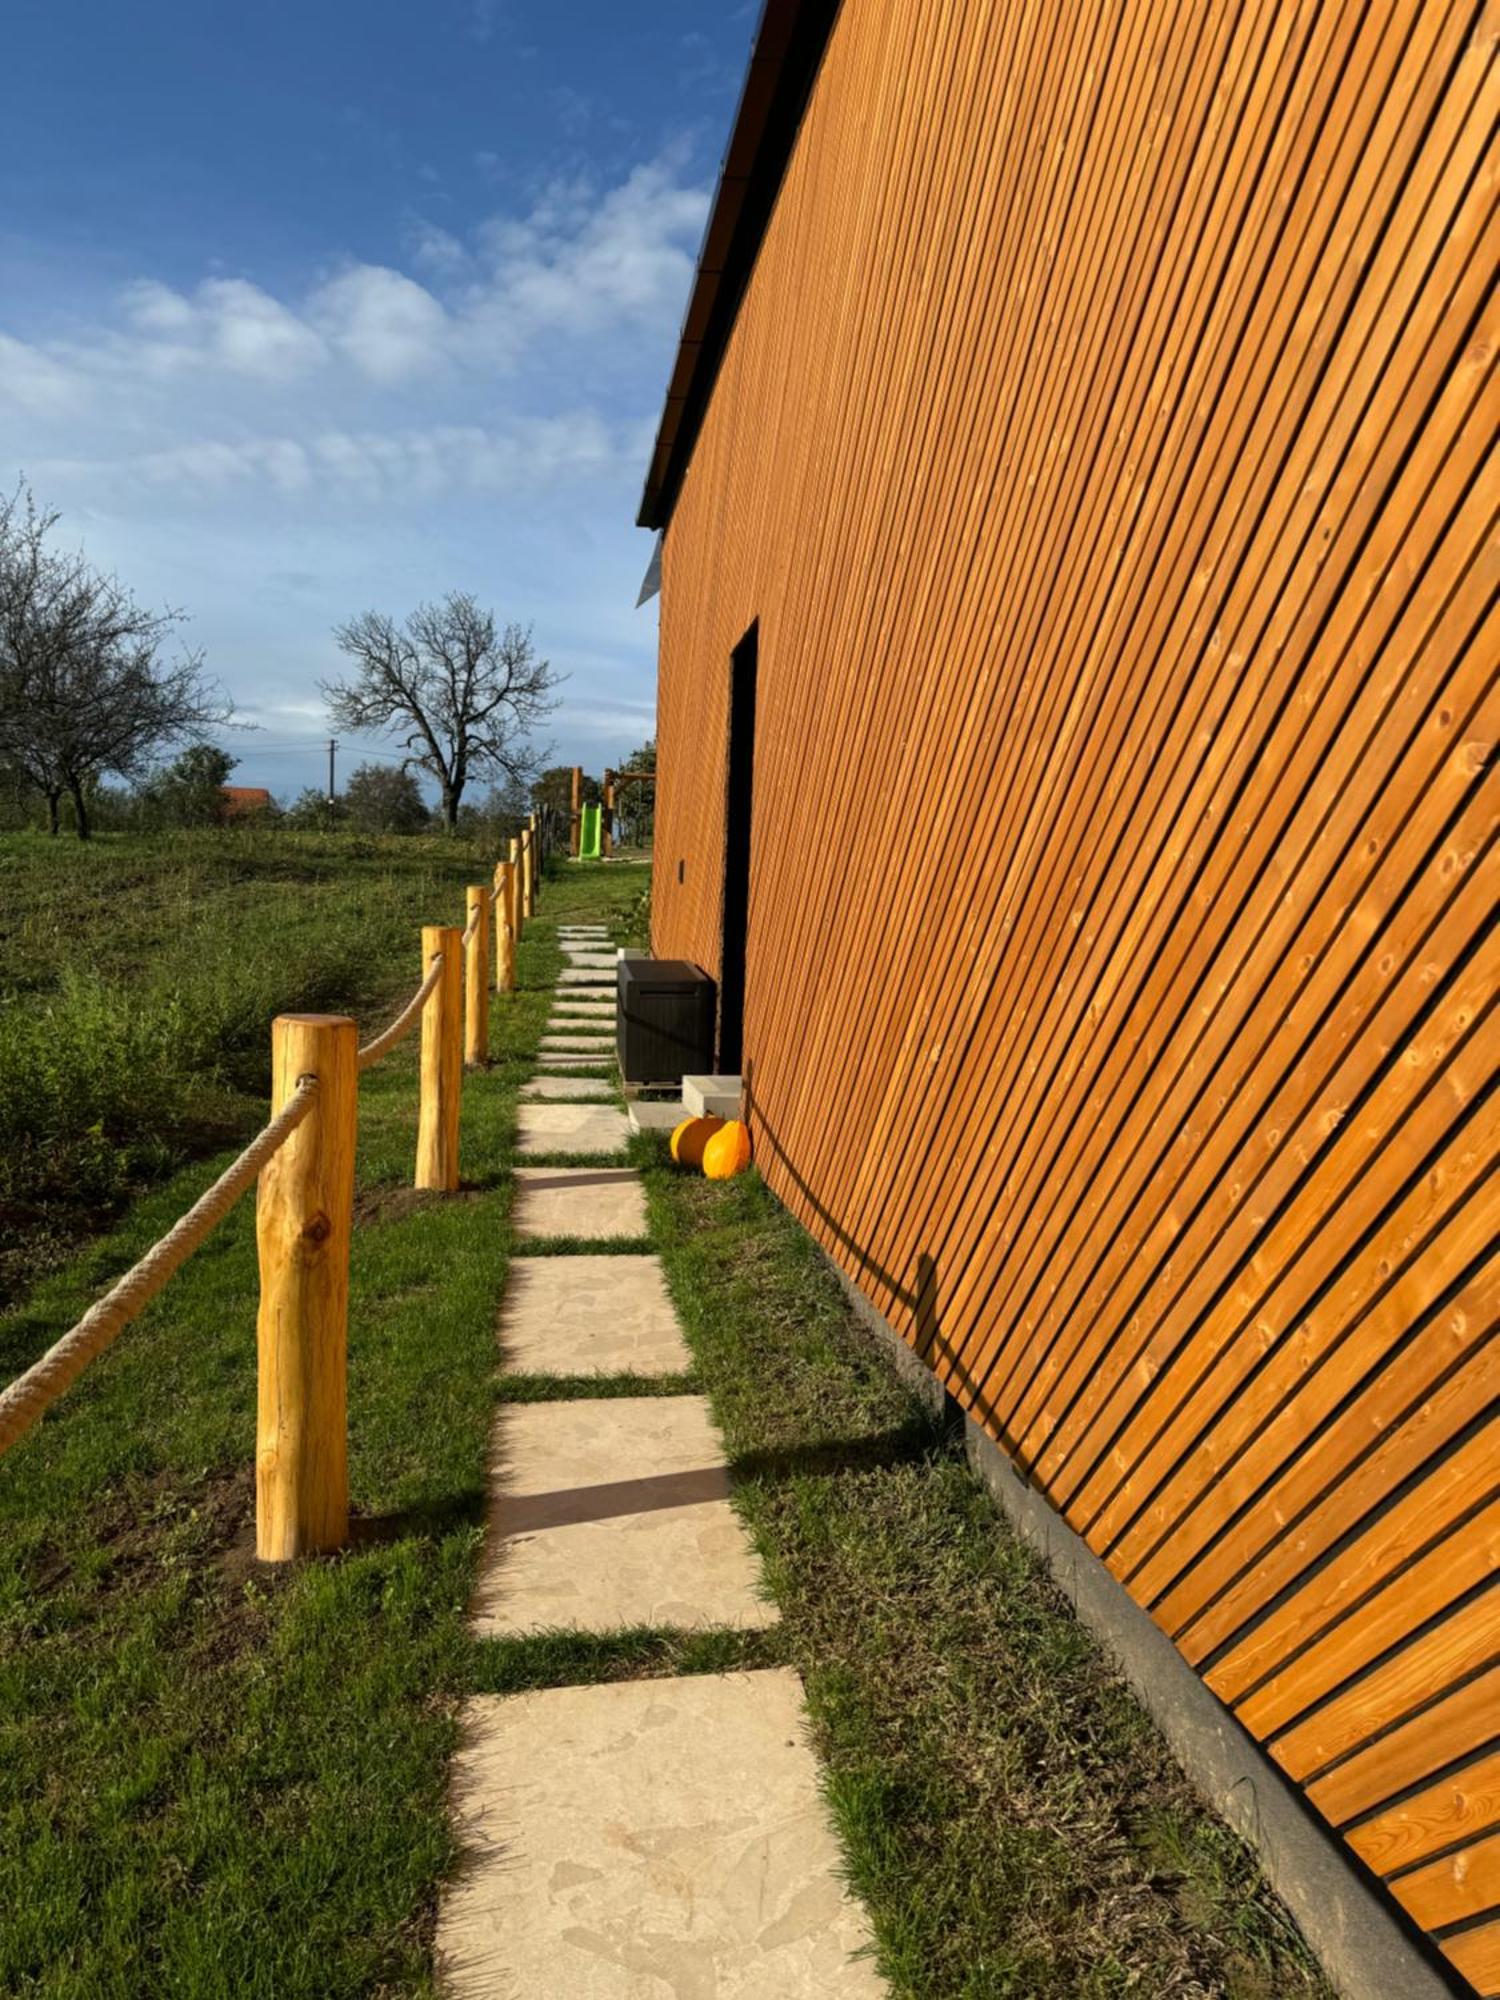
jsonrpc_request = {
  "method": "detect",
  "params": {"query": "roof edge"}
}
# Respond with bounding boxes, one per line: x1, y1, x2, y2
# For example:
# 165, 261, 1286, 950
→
636, 0, 842, 532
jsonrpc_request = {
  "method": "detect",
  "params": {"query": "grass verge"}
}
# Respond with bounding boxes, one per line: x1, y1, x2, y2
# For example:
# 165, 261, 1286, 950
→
5, 856, 1327, 1999
636, 1155, 1332, 2000
0, 861, 640, 2000
0, 828, 532, 1306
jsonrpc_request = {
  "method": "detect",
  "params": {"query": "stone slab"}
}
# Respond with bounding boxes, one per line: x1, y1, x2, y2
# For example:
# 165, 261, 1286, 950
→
473, 1396, 772, 1635
562, 952, 618, 970
438, 1670, 882, 1998
552, 1001, 614, 1018
515, 1103, 630, 1156
519, 1077, 614, 1101
628, 1098, 685, 1134
684, 1074, 743, 1120
499, 1252, 684, 1369
511, 1171, 649, 1244
540, 1034, 615, 1054
559, 967, 616, 987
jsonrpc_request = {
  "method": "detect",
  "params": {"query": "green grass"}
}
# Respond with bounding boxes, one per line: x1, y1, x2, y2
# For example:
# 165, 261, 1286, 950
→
0, 859, 641, 2000
3, 851, 1328, 1998
0, 827, 553, 1305
631, 1158, 1331, 2000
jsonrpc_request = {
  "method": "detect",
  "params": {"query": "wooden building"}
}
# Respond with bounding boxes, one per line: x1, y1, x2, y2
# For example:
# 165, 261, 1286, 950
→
640, 1, 1498, 1991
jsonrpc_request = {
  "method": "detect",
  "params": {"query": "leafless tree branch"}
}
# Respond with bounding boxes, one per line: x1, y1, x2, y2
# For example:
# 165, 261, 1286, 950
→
321, 592, 561, 830
0, 483, 231, 838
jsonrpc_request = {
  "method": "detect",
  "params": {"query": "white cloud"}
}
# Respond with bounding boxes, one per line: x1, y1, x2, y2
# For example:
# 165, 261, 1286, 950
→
311, 265, 448, 384
408, 218, 470, 277
468, 156, 706, 350
10, 150, 706, 424
43, 412, 626, 505
0, 332, 83, 413
117, 275, 329, 381
0, 144, 698, 784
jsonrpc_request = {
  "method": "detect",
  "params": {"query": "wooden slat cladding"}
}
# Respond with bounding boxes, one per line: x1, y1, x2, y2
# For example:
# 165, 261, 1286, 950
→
649, 0, 1500, 1985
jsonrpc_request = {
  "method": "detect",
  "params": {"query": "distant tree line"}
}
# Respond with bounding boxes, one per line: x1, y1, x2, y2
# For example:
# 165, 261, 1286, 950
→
0, 487, 646, 844
0, 746, 545, 840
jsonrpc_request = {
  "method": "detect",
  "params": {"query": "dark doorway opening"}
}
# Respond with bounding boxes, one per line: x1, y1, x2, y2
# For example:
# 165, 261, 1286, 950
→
719, 622, 759, 1074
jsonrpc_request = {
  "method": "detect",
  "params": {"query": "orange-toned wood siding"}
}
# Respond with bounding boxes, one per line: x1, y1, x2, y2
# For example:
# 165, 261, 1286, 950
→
650, 0, 1500, 1984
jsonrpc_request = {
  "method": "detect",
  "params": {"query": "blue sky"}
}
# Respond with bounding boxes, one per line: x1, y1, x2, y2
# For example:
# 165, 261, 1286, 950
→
0, 1, 756, 802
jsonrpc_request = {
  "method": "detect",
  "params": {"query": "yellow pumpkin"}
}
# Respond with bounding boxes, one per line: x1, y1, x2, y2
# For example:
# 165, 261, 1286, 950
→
702, 1119, 752, 1180
670, 1114, 724, 1168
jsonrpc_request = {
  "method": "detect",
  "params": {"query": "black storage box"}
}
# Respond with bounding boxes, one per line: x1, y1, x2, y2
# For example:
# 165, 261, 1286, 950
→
617, 958, 715, 1086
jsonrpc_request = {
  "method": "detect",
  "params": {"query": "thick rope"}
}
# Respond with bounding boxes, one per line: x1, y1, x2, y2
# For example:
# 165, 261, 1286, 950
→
0, 1077, 320, 1457
357, 953, 444, 1071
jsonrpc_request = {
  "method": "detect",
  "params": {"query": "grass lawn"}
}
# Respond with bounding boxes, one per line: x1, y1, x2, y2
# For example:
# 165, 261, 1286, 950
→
3, 849, 1327, 1998
637, 1162, 1331, 1999
0, 827, 534, 1304
0, 858, 641, 1999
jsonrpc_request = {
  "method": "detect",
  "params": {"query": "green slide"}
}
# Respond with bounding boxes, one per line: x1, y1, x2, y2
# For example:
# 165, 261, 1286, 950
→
579, 802, 602, 858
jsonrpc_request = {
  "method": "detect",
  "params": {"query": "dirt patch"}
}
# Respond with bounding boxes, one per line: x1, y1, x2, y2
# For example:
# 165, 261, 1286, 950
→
19, 1460, 297, 1674
352, 1181, 490, 1227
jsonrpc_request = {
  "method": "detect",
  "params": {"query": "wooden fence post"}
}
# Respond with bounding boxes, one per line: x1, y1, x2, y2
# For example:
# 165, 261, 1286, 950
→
508, 836, 523, 943
255, 1013, 356, 1561
570, 764, 582, 856
465, 886, 490, 1065
602, 770, 614, 857
494, 861, 516, 993
416, 926, 462, 1191
522, 823, 535, 918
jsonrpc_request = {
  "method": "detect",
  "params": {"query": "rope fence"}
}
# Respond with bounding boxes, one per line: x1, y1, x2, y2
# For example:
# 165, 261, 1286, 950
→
0, 1076, 319, 1456
0, 809, 550, 1561
358, 952, 444, 1070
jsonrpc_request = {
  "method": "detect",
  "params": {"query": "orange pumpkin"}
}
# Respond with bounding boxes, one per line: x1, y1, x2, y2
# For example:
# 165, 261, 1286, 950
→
670, 1114, 724, 1168
702, 1119, 752, 1180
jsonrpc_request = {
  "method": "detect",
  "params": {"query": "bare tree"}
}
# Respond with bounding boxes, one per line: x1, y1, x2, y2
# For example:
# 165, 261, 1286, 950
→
323, 594, 559, 832
0, 485, 229, 838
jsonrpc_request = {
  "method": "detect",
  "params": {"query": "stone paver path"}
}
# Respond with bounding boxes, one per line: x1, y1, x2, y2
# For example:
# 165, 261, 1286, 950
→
473, 1396, 769, 1635
518, 1076, 613, 1101
499, 1253, 681, 1365
511, 1168, 648, 1241
515, 1102, 631, 1156
440, 1671, 883, 1999
437, 916, 882, 1997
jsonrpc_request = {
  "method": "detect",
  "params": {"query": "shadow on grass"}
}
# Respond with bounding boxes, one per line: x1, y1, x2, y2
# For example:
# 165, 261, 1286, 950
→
732, 1418, 946, 1485
471, 1622, 788, 1695
348, 1487, 488, 1548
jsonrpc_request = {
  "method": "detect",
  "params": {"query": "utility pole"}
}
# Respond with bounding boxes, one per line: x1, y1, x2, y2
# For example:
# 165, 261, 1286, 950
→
327, 739, 337, 803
